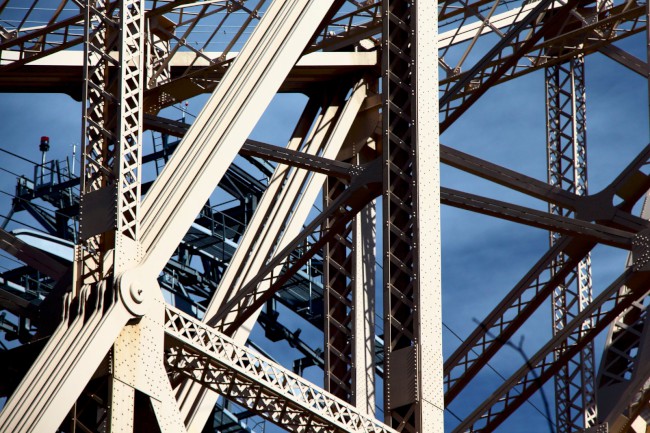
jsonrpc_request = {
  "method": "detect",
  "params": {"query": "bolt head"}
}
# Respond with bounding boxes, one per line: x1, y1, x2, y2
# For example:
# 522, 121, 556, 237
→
117, 269, 150, 317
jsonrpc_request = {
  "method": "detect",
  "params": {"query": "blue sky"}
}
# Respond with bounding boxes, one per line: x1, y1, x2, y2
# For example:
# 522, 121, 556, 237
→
0, 17, 648, 433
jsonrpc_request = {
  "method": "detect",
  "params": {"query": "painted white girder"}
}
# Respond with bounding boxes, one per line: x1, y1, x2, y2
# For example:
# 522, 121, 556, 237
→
7, 50, 377, 68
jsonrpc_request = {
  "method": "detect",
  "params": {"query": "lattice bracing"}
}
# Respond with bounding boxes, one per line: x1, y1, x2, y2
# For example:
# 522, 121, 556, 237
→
116, 0, 144, 243
165, 305, 396, 433
546, 55, 597, 433
77, 0, 119, 288
324, 175, 355, 401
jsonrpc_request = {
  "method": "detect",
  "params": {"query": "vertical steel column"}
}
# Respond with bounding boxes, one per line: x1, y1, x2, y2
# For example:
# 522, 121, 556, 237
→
77, 0, 117, 291
79, 0, 142, 284
351, 199, 377, 416
80, 0, 144, 430
113, 0, 144, 266
545, 55, 598, 432
324, 171, 377, 415
323, 175, 355, 401
109, 0, 145, 429
382, 1, 442, 432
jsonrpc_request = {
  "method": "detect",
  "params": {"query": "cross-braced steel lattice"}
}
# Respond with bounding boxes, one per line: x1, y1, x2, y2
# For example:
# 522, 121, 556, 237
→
546, 56, 598, 433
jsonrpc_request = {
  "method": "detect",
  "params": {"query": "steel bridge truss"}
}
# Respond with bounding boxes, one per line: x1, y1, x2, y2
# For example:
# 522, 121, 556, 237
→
0, 0, 649, 432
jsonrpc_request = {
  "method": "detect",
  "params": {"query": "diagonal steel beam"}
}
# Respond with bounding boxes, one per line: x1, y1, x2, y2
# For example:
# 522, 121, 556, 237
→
179, 80, 368, 430
0, 283, 133, 431
441, 143, 650, 232
143, 113, 355, 179
440, 2, 646, 123
139, 0, 337, 276
441, 144, 579, 210
598, 43, 649, 76
165, 304, 396, 433
439, 0, 609, 131
0, 227, 67, 281
452, 268, 650, 433
0, 1, 340, 431
208, 171, 380, 336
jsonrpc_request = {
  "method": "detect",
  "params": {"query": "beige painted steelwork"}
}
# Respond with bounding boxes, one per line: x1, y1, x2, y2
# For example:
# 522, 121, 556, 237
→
3, 0, 650, 432
165, 304, 396, 433
182, 80, 370, 430
382, 2, 442, 431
